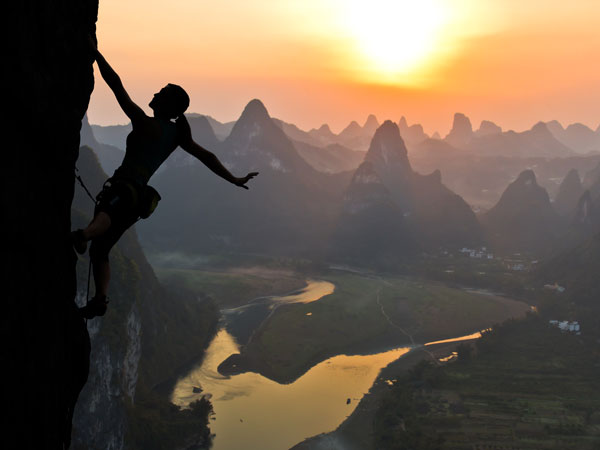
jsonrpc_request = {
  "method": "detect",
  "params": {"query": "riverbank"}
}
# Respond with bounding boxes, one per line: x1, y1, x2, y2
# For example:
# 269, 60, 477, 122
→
291, 338, 479, 450
296, 316, 600, 449
220, 271, 531, 383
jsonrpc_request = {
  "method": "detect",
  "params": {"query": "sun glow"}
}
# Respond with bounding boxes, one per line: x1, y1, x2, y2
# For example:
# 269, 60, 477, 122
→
340, 0, 448, 83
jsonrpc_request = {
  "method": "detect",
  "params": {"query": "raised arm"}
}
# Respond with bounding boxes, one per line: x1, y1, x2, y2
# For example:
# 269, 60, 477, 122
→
176, 116, 258, 189
88, 36, 147, 124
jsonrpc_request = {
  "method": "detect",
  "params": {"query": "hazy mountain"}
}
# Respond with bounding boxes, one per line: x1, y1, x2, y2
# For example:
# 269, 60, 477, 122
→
163, 115, 220, 169
546, 120, 600, 154
545, 120, 564, 139
333, 161, 411, 260
482, 170, 561, 253
583, 162, 600, 199
553, 169, 584, 216
276, 114, 379, 153
292, 139, 365, 173
398, 116, 429, 145
571, 190, 600, 228
337, 115, 379, 151
223, 99, 318, 177
307, 123, 337, 145
445, 112, 473, 147
364, 120, 413, 209
138, 99, 347, 257
431, 131, 441, 140
90, 122, 132, 150
363, 114, 380, 135
468, 122, 572, 158
339, 120, 362, 139
199, 114, 235, 141
408, 137, 463, 158
273, 118, 322, 147
474, 120, 502, 137
81, 115, 125, 175
336, 121, 482, 254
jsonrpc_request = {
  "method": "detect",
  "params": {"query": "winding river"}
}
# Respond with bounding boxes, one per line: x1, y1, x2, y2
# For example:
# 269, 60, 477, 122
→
170, 280, 485, 450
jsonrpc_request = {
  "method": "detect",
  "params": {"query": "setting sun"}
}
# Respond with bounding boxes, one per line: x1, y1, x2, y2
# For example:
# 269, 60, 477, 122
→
340, 0, 448, 83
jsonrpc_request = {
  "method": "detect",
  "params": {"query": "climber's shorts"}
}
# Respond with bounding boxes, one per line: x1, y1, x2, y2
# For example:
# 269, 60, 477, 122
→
89, 179, 141, 262
95, 178, 141, 224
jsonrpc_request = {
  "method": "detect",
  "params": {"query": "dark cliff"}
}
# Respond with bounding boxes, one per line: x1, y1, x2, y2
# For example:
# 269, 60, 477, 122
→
5, 1, 98, 448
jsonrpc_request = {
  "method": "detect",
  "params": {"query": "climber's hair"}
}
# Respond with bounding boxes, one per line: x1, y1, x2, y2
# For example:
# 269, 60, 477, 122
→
165, 83, 190, 119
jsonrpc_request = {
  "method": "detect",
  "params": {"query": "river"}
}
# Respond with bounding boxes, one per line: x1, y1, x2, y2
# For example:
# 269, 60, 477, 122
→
170, 280, 486, 450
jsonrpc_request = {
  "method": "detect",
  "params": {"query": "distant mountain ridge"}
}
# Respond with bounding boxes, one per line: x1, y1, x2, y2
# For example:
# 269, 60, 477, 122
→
466, 122, 573, 158
545, 120, 600, 154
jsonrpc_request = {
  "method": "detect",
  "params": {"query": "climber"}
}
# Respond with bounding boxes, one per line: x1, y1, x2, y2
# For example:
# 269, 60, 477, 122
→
73, 37, 258, 319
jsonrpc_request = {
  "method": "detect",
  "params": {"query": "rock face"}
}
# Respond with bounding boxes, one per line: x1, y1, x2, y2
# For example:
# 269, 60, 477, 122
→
6, 2, 98, 448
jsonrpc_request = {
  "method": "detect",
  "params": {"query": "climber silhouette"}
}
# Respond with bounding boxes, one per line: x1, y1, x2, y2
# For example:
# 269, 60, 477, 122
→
73, 37, 258, 319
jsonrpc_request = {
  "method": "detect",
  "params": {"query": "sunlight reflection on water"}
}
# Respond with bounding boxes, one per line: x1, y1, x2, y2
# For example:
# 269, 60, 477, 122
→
171, 328, 410, 450
171, 280, 484, 450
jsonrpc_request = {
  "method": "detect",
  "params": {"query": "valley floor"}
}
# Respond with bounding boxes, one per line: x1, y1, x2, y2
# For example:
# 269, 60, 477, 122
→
296, 316, 600, 450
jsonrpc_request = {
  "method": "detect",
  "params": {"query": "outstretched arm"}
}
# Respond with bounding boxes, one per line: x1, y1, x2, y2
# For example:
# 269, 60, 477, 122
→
176, 116, 258, 189
88, 36, 147, 124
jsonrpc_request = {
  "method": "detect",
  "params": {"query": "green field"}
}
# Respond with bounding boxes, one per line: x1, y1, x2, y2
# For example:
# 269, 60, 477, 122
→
372, 316, 600, 449
154, 266, 306, 308
236, 271, 530, 382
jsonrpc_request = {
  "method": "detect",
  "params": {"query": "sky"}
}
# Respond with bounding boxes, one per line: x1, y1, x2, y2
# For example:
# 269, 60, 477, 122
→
88, 0, 600, 135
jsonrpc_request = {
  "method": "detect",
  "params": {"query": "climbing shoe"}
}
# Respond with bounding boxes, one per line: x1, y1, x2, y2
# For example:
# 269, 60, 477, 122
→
80, 295, 109, 319
71, 229, 87, 255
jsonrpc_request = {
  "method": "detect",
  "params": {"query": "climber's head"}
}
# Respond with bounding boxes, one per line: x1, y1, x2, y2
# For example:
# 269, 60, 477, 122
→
149, 84, 190, 119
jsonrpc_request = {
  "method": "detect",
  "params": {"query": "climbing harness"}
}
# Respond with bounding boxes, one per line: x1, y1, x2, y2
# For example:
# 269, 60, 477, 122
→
73, 166, 161, 322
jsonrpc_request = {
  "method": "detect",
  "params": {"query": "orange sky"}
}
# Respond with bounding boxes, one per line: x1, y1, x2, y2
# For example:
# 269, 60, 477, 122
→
87, 0, 600, 135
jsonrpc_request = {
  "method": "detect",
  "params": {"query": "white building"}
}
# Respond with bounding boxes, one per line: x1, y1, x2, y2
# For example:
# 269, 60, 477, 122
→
549, 320, 581, 334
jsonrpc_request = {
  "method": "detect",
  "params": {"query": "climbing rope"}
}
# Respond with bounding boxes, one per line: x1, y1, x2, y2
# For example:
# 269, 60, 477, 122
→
74, 166, 96, 323
75, 166, 96, 204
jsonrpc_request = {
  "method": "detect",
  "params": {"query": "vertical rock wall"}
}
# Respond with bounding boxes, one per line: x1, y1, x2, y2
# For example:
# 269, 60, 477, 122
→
5, 1, 98, 448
